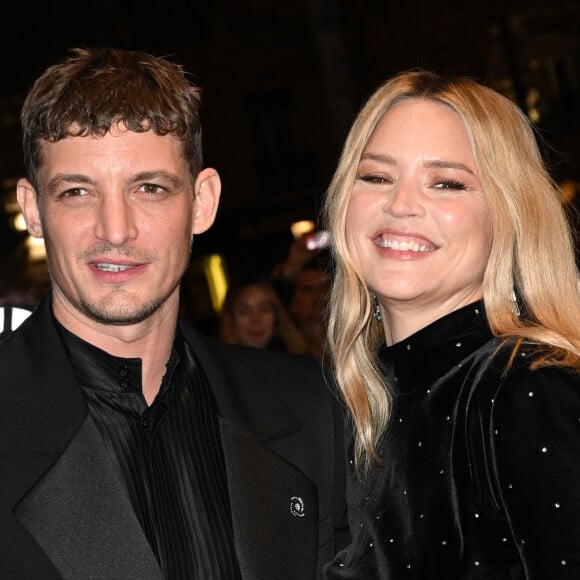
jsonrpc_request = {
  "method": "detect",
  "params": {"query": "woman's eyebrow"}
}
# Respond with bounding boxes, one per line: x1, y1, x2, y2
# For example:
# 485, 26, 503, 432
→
425, 159, 476, 175
359, 152, 396, 165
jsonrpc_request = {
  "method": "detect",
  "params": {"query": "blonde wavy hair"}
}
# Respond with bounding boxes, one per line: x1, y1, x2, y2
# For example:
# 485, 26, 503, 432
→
322, 69, 580, 473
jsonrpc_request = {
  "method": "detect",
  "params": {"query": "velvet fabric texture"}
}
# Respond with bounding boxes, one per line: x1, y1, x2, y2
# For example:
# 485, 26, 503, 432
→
325, 301, 580, 579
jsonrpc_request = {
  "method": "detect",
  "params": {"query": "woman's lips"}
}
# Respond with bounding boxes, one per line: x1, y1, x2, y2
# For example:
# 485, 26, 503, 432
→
373, 232, 436, 252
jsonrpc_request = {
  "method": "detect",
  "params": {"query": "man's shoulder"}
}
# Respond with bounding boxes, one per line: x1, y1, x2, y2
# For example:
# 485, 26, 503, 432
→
182, 321, 324, 375
216, 340, 323, 377
179, 321, 335, 406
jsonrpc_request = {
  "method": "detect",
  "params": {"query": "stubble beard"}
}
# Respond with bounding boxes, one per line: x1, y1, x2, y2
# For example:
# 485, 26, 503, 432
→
49, 273, 184, 326
50, 242, 193, 326
80, 294, 171, 325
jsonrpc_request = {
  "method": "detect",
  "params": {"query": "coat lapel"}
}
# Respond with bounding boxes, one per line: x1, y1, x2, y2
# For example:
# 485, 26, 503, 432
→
3, 298, 161, 578
181, 325, 320, 579
14, 415, 162, 579
219, 416, 319, 580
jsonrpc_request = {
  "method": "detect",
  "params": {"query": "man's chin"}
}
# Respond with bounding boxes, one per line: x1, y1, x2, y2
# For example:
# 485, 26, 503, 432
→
81, 300, 163, 326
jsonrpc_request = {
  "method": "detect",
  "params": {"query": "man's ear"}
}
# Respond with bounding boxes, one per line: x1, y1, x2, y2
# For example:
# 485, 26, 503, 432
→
192, 168, 221, 234
16, 178, 43, 238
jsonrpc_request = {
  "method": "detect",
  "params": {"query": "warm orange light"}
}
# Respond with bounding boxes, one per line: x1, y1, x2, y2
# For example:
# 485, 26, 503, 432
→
25, 235, 46, 261
290, 220, 315, 239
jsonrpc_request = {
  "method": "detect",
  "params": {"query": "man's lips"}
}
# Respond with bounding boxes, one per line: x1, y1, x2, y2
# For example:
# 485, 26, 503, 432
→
87, 258, 147, 280
92, 262, 136, 272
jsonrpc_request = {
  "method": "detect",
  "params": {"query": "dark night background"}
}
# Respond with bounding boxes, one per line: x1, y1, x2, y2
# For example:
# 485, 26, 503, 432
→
0, 0, 578, 321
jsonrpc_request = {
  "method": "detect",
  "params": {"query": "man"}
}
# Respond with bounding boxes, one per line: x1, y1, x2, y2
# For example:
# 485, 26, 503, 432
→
0, 47, 348, 579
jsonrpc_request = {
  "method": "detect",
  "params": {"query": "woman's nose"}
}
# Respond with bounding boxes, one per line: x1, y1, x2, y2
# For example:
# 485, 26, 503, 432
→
383, 179, 425, 218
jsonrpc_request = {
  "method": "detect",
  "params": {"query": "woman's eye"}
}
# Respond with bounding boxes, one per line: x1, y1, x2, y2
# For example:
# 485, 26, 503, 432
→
357, 174, 391, 185
433, 179, 466, 190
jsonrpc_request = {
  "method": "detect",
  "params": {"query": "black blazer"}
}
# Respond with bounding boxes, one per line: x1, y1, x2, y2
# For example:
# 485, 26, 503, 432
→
0, 296, 349, 579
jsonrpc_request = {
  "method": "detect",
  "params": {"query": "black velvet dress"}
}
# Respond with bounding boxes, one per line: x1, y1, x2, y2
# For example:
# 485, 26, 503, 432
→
324, 301, 580, 579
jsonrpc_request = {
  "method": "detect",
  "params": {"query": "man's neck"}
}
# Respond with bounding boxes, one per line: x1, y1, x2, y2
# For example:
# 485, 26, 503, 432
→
52, 297, 179, 404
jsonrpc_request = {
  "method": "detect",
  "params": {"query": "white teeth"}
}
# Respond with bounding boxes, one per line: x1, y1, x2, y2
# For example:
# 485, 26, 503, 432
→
377, 238, 430, 252
96, 263, 132, 272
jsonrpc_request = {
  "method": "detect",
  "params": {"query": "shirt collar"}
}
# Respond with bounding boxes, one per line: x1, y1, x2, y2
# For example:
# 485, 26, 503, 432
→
54, 316, 183, 398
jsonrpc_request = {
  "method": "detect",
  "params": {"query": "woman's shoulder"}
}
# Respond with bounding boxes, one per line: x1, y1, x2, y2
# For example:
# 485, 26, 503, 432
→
467, 340, 580, 457
468, 339, 580, 400
465, 339, 580, 447
491, 340, 580, 401
464, 340, 580, 523
492, 356, 580, 428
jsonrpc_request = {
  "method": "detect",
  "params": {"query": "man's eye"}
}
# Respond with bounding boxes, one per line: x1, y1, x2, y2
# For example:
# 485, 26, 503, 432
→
141, 183, 165, 195
61, 188, 87, 198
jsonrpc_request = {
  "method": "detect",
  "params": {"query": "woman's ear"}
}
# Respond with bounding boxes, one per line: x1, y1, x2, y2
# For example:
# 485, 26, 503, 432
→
193, 168, 221, 234
16, 178, 43, 238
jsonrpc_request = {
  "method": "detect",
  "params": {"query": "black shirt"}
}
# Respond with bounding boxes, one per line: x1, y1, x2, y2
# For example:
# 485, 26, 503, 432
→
57, 321, 242, 579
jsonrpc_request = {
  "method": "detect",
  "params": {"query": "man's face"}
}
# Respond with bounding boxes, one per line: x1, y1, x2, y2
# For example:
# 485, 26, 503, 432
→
17, 123, 220, 329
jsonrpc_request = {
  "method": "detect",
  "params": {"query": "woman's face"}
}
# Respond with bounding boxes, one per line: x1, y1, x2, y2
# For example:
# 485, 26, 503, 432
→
231, 284, 276, 348
345, 98, 491, 333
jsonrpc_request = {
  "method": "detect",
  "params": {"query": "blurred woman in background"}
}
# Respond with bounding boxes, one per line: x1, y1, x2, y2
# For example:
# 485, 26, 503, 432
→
219, 274, 309, 354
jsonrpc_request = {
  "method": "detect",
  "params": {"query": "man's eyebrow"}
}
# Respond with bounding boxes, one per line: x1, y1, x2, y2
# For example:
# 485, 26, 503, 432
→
130, 171, 184, 188
44, 171, 185, 195
45, 174, 92, 195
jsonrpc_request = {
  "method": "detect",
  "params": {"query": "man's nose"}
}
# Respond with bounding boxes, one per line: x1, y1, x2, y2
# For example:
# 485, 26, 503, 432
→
94, 194, 138, 245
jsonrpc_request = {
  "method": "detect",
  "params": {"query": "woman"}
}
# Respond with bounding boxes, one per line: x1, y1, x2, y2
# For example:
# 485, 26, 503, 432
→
218, 275, 308, 354
322, 70, 580, 578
